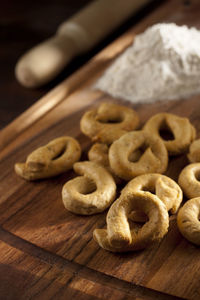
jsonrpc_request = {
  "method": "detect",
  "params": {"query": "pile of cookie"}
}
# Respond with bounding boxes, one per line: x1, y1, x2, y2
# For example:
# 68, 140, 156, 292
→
15, 102, 200, 252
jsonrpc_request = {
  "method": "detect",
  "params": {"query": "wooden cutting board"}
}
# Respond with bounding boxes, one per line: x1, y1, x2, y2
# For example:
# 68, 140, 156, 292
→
1, 1, 200, 299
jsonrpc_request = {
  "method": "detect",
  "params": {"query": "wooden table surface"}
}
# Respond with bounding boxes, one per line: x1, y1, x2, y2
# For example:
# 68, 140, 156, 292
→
1, 1, 199, 300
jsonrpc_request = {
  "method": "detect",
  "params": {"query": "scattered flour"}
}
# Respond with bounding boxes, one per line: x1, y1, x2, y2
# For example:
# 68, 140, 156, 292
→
95, 23, 200, 104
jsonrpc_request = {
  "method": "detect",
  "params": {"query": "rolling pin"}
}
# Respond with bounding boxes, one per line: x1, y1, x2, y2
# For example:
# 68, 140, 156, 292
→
15, 0, 152, 88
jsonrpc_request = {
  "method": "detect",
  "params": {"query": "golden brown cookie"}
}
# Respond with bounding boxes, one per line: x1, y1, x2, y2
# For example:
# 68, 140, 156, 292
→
125, 174, 182, 222
109, 130, 168, 181
188, 139, 200, 163
88, 143, 109, 166
143, 113, 196, 155
80, 102, 140, 144
88, 143, 122, 184
93, 191, 169, 252
177, 197, 200, 245
15, 136, 81, 180
62, 161, 116, 215
178, 163, 200, 199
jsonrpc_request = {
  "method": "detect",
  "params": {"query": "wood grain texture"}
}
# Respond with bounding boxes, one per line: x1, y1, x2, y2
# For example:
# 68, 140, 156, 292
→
1, 0, 200, 299
0, 230, 178, 300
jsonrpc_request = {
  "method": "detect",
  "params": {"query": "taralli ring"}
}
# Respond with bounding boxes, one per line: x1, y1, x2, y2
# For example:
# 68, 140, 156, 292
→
178, 163, 200, 199
88, 143, 122, 184
93, 191, 169, 252
143, 113, 196, 155
125, 174, 183, 222
80, 102, 140, 144
188, 139, 200, 163
109, 130, 168, 181
88, 143, 110, 166
177, 197, 200, 245
15, 136, 81, 180
62, 161, 116, 215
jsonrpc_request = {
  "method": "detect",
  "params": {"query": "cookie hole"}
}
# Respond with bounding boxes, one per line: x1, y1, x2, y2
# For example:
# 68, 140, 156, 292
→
98, 116, 123, 124
128, 219, 142, 234
159, 121, 174, 141
195, 170, 200, 182
79, 179, 97, 195
129, 211, 149, 224
128, 144, 147, 162
52, 146, 66, 160
142, 185, 156, 194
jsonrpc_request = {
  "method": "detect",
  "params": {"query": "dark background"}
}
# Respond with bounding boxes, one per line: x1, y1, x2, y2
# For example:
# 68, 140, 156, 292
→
0, 0, 164, 130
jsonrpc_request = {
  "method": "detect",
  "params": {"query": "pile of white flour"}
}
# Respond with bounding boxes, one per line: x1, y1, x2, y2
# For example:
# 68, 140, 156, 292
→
95, 23, 200, 104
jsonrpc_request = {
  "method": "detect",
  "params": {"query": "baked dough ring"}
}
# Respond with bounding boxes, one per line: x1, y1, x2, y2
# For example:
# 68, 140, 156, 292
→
126, 174, 183, 222
93, 191, 169, 252
15, 136, 81, 180
178, 163, 200, 199
88, 143, 110, 166
177, 197, 200, 245
188, 139, 200, 163
109, 130, 168, 181
143, 113, 196, 155
80, 102, 140, 144
88, 143, 122, 184
62, 161, 116, 215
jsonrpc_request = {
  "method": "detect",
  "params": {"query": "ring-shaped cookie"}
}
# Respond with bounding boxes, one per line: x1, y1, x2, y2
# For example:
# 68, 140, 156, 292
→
188, 139, 200, 163
80, 102, 140, 144
62, 161, 116, 215
88, 143, 122, 184
177, 197, 200, 245
178, 163, 200, 199
88, 143, 109, 167
125, 174, 182, 222
143, 113, 196, 155
15, 136, 81, 180
109, 130, 168, 181
93, 191, 169, 252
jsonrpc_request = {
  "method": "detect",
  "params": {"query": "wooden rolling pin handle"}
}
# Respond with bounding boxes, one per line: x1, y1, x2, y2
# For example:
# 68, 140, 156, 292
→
15, 0, 152, 88
15, 35, 77, 88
